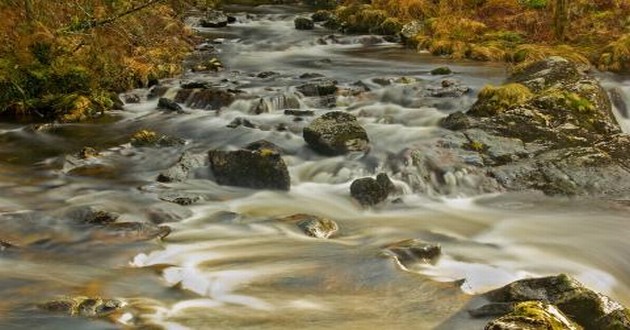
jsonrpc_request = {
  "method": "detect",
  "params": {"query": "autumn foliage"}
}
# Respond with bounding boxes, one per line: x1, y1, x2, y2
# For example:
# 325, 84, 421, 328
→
0, 0, 198, 121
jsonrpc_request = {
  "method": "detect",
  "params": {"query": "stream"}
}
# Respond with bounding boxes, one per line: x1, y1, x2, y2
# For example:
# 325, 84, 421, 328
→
1, 4, 630, 329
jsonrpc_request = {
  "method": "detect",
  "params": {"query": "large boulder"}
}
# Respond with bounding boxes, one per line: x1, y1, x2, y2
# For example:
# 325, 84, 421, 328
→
477, 274, 630, 329
303, 111, 369, 155
395, 57, 630, 197
208, 140, 290, 190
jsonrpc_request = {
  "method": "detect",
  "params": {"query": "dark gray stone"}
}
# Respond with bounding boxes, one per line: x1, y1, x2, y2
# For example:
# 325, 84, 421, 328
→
303, 111, 369, 155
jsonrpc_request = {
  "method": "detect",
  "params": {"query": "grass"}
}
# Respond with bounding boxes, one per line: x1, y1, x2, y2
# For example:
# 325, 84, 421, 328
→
333, 0, 630, 73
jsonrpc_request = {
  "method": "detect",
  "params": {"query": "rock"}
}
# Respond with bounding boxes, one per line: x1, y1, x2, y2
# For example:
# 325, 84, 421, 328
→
0, 239, 16, 251
431, 66, 452, 75
39, 296, 124, 318
130, 130, 185, 148
296, 78, 337, 97
350, 173, 394, 206
284, 109, 315, 116
157, 97, 184, 113
78, 147, 99, 159
208, 140, 290, 190
158, 192, 204, 205
104, 222, 172, 241
147, 85, 169, 99
200, 10, 229, 28
192, 57, 223, 72
66, 164, 119, 179
180, 81, 210, 89
294, 17, 315, 30
484, 301, 580, 330
226, 117, 257, 129
280, 214, 339, 239
311, 10, 333, 22
157, 152, 206, 183
146, 204, 193, 224
610, 87, 629, 118
429, 79, 470, 97
65, 205, 120, 225
185, 88, 235, 110
383, 239, 441, 268
403, 56, 630, 197
482, 274, 630, 329
303, 111, 369, 155
257, 71, 278, 79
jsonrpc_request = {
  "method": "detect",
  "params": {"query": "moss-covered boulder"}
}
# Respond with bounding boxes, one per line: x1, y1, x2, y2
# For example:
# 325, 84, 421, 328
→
200, 10, 229, 28
402, 56, 630, 197
481, 274, 630, 329
208, 140, 290, 190
484, 301, 580, 330
350, 173, 395, 206
303, 111, 369, 155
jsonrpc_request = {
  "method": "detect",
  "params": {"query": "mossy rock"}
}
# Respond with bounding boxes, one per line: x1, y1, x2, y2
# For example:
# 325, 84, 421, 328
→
431, 67, 452, 75
485, 301, 580, 330
469, 83, 533, 116
130, 130, 185, 148
303, 111, 369, 156
39, 296, 124, 318
208, 140, 290, 190
280, 214, 339, 239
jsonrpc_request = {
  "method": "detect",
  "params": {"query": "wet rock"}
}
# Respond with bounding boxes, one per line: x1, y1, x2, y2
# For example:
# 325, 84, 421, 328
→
78, 147, 99, 159
65, 205, 120, 225
180, 81, 210, 89
280, 214, 339, 239
407, 57, 630, 197
431, 66, 452, 75
39, 296, 124, 318
200, 10, 229, 28
303, 111, 369, 155
157, 151, 206, 183
158, 192, 204, 205
208, 140, 290, 190
299, 72, 326, 79
294, 17, 314, 30
185, 88, 235, 110
296, 78, 337, 97
192, 57, 223, 72
350, 173, 394, 206
130, 130, 185, 148
146, 204, 193, 224
484, 301, 580, 330
105, 222, 171, 240
66, 164, 119, 179
429, 79, 470, 97
284, 109, 315, 116
227, 117, 258, 129
251, 94, 301, 114
257, 71, 279, 79
482, 274, 630, 329
0, 239, 16, 251
157, 97, 184, 113
383, 239, 441, 268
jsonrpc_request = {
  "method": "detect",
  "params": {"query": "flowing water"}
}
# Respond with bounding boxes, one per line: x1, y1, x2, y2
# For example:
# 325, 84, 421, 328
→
1, 5, 630, 330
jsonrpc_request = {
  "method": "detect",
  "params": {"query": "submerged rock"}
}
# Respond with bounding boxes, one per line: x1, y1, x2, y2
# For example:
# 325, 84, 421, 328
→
280, 214, 339, 239
104, 222, 171, 241
39, 296, 124, 318
208, 140, 290, 190
65, 205, 120, 225
303, 111, 369, 155
480, 274, 630, 329
130, 130, 185, 148
383, 239, 441, 268
431, 67, 452, 75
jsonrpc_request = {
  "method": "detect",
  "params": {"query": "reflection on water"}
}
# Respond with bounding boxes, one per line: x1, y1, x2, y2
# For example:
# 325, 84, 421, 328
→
1, 4, 630, 330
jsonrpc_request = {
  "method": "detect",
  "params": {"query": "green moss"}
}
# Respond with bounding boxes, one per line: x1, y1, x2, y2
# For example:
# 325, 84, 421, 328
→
431, 66, 452, 75
464, 140, 488, 152
469, 83, 534, 116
